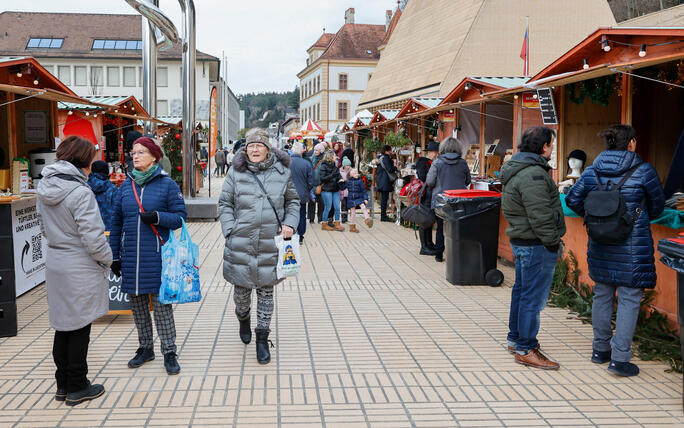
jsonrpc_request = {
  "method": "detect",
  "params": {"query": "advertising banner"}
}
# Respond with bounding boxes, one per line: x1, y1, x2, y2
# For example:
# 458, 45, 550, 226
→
11, 198, 46, 296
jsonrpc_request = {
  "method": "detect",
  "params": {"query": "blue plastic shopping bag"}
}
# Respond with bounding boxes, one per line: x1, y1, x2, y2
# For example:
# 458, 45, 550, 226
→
159, 219, 202, 304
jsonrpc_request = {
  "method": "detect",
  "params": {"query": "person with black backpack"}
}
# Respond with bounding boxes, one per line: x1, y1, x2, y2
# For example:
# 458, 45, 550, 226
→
566, 124, 665, 377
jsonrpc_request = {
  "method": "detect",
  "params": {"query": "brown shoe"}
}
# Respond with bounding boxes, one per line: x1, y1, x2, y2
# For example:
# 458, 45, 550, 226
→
321, 222, 334, 231
333, 221, 345, 232
515, 349, 559, 370
349, 224, 359, 233
365, 218, 373, 228
507, 343, 540, 355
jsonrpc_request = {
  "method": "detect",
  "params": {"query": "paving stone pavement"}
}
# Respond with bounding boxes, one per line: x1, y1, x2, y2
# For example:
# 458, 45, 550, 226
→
0, 178, 682, 427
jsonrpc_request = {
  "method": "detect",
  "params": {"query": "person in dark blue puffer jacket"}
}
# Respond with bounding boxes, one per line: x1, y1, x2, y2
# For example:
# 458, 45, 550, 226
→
566, 124, 664, 377
109, 137, 187, 376
87, 161, 118, 231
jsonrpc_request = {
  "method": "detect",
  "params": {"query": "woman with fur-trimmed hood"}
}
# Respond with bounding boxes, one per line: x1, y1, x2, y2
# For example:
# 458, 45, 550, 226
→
218, 128, 300, 365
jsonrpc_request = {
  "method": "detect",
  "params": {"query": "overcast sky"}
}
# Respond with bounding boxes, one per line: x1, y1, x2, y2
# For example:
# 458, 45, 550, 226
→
13, 1, 398, 95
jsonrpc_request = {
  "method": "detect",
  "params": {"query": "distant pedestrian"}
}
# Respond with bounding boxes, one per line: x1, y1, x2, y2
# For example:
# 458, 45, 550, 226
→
566, 124, 665, 377
332, 142, 344, 167
219, 129, 300, 364
501, 126, 565, 370
36, 136, 112, 406
215, 148, 226, 176
289, 142, 313, 244
109, 136, 187, 376
308, 142, 326, 223
339, 157, 352, 223
87, 160, 118, 231
226, 149, 235, 170
375, 145, 398, 222
319, 150, 345, 231
415, 140, 439, 256
342, 168, 373, 232
426, 137, 471, 262
341, 141, 355, 167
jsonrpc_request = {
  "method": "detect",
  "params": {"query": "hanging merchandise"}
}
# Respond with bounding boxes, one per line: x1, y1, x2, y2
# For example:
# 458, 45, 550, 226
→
159, 219, 202, 304
275, 235, 300, 279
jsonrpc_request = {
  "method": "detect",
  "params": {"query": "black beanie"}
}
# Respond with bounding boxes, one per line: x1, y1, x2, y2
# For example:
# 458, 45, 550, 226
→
91, 160, 109, 177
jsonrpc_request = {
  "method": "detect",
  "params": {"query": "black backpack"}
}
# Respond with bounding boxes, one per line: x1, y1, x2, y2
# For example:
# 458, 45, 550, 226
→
583, 165, 644, 244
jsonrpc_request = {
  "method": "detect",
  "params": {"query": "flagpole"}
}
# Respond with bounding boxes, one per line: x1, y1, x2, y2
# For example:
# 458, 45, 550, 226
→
526, 16, 530, 76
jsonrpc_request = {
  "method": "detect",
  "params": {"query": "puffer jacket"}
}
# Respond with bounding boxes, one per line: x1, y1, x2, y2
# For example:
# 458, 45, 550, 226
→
426, 152, 471, 209
566, 150, 665, 289
343, 177, 369, 207
37, 161, 112, 331
88, 172, 119, 231
375, 154, 397, 192
319, 160, 342, 193
219, 149, 300, 289
310, 153, 324, 186
501, 152, 566, 247
109, 167, 187, 295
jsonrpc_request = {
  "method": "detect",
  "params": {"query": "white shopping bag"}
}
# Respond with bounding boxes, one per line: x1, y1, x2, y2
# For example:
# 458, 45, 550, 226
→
275, 234, 301, 279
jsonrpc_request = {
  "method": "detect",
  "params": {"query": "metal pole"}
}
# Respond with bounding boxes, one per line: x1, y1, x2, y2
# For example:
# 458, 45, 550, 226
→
178, 0, 196, 197
141, 0, 158, 135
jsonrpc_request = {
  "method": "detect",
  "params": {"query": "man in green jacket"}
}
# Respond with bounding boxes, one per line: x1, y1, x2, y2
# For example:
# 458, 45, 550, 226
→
501, 126, 566, 370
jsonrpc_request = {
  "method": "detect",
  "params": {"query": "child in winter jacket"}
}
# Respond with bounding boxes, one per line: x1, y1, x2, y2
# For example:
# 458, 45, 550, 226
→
87, 160, 119, 231
341, 168, 373, 232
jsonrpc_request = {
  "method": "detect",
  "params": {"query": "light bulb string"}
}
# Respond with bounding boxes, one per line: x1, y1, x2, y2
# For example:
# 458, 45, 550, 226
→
616, 70, 684, 90
601, 39, 684, 49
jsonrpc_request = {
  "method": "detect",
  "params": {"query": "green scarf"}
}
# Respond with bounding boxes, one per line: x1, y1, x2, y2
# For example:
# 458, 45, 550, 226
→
132, 164, 159, 186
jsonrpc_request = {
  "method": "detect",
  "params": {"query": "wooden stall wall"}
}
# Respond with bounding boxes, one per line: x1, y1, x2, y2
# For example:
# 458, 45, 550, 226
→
0, 92, 8, 170
14, 96, 54, 158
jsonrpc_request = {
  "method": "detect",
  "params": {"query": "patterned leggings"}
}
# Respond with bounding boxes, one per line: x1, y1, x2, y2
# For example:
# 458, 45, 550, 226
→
233, 286, 274, 332
129, 293, 177, 355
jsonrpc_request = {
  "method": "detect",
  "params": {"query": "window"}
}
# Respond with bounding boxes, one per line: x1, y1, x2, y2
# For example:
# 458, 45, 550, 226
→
338, 102, 348, 120
157, 100, 169, 116
90, 66, 103, 87
74, 66, 87, 86
138, 67, 142, 87
57, 66, 71, 85
317, 76, 320, 93
92, 39, 142, 50
338, 73, 348, 90
157, 67, 168, 87
43, 65, 54, 75
123, 67, 136, 87
107, 67, 120, 86
26, 38, 63, 49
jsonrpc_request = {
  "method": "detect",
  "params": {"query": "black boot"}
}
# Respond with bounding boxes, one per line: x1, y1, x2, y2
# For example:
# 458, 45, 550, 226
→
164, 352, 180, 375
237, 309, 251, 344
425, 227, 436, 250
65, 381, 105, 406
419, 228, 437, 255
255, 329, 273, 365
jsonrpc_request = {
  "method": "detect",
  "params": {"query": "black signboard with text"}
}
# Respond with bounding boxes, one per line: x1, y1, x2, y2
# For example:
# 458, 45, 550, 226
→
536, 88, 558, 125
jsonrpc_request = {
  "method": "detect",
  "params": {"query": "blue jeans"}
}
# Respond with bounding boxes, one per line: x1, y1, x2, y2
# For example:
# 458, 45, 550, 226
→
592, 283, 643, 362
507, 244, 558, 353
297, 202, 307, 237
321, 191, 340, 221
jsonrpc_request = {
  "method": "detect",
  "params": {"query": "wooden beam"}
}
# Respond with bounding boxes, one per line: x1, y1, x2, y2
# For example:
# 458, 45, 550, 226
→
479, 102, 485, 176
8, 92, 16, 160
621, 73, 633, 125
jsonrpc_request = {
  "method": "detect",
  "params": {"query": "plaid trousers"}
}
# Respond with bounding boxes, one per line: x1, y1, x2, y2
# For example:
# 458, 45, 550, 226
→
129, 293, 177, 355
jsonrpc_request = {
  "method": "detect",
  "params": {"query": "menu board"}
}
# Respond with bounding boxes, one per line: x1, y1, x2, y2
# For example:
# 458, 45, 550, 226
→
536, 89, 558, 125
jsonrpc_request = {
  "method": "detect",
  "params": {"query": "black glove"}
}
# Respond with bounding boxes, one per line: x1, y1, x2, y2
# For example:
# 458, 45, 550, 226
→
110, 260, 121, 278
139, 211, 159, 225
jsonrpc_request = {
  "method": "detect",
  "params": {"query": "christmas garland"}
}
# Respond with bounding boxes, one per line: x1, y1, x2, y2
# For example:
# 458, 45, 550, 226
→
161, 128, 183, 185
567, 74, 618, 106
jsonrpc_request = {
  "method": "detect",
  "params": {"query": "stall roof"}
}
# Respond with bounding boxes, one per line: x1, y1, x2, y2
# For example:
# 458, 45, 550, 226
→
0, 56, 76, 95
58, 95, 149, 118
352, 117, 372, 130
396, 97, 444, 119
369, 109, 400, 126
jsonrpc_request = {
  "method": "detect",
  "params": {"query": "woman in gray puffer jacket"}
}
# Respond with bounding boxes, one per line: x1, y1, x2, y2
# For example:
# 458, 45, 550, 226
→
219, 129, 300, 364
36, 136, 112, 406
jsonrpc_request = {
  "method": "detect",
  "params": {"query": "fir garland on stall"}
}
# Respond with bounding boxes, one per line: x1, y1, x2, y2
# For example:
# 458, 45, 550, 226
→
161, 127, 183, 185
567, 74, 618, 106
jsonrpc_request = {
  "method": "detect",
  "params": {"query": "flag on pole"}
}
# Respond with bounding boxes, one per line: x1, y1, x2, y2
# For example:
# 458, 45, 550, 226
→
520, 21, 529, 76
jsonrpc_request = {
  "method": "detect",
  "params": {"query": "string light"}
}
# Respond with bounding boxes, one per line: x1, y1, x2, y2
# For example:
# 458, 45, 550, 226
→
33, 76, 39, 85
16, 71, 22, 77
67, 110, 73, 115
601, 36, 611, 52
464, 82, 471, 90
639, 44, 646, 57
583, 58, 589, 70
85, 111, 90, 116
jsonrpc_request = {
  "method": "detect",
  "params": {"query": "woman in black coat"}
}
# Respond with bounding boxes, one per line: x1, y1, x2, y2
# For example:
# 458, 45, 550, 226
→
319, 151, 345, 231
415, 141, 440, 255
376, 145, 398, 221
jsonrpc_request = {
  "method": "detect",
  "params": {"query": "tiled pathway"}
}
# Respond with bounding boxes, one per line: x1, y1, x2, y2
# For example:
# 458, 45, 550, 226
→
1, 178, 682, 427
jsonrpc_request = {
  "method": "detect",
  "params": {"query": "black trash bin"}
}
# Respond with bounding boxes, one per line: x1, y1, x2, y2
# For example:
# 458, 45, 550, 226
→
435, 189, 504, 286
658, 232, 684, 411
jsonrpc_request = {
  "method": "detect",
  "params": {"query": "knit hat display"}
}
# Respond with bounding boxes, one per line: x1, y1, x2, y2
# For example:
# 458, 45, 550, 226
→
342, 157, 352, 167
91, 160, 109, 176
133, 137, 163, 162
245, 129, 271, 148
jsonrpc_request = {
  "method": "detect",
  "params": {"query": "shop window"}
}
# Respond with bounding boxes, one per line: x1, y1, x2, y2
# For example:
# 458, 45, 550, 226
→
74, 66, 87, 86
339, 74, 348, 90
123, 67, 136, 87
157, 67, 168, 87
107, 67, 120, 86
157, 100, 169, 116
27, 38, 63, 49
338, 102, 348, 120
57, 66, 71, 85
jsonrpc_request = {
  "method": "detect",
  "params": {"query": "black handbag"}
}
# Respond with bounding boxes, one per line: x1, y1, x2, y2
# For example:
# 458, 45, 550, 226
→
401, 185, 435, 228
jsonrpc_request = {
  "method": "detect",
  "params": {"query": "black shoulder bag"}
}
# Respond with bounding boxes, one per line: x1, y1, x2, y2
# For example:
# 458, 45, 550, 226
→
400, 184, 435, 228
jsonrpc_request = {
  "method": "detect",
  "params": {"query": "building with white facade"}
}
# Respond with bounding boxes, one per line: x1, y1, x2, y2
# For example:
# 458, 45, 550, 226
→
296, 8, 394, 132
0, 11, 239, 135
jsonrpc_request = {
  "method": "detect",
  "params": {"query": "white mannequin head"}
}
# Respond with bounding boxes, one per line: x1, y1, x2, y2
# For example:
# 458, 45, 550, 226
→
567, 157, 583, 178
